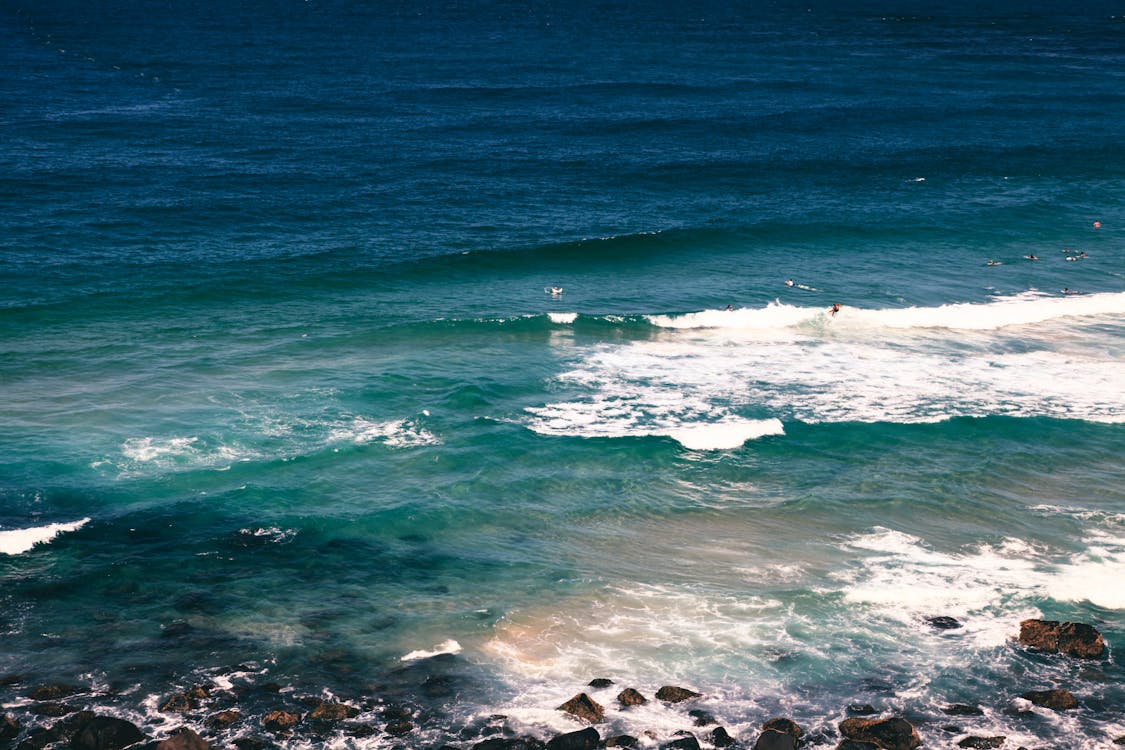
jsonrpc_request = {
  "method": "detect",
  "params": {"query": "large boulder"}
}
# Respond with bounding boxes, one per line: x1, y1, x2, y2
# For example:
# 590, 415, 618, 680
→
763, 718, 802, 738
546, 727, 599, 750
655, 686, 701, 703
754, 729, 797, 750
710, 727, 735, 748
261, 711, 301, 733
472, 739, 546, 750
956, 738, 1005, 749
151, 728, 209, 750
27, 686, 78, 702
70, 716, 147, 750
1, 714, 19, 743
1018, 620, 1105, 659
1021, 689, 1078, 710
557, 694, 603, 724
660, 733, 700, 750
308, 702, 357, 722
617, 688, 647, 707
838, 717, 921, 750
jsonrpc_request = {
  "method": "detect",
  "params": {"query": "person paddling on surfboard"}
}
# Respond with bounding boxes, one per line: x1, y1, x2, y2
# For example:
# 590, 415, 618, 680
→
829, 303, 841, 316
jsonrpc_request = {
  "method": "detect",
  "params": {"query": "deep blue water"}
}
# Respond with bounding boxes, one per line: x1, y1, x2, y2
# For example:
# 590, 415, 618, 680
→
1, 2, 1123, 748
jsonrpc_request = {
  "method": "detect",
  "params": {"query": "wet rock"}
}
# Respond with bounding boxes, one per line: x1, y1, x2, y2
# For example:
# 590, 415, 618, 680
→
763, 718, 802, 738
711, 727, 735, 748
617, 688, 647, 707
926, 616, 963, 630
17, 710, 94, 750
1020, 689, 1078, 710
546, 727, 599, 750
471, 739, 546, 750
206, 711, 241, 729
379, 705, 413, 722
344, 725, 378, 738
688, 709, 716, 726
942, 704, 984, 716
30, 704, 72, 718
957, 737, 1005, 749
755, 728, 797, 750
26, 686, 78, 702
385, 720, 413, 737
839, 717, 921, 750
660, 732, 700, 750
655, 686, 701, 703
848, 704, 878, 715
1018, 619, 1105, 659
605, 736, 638, 748
421, 674, 457, 698
151, 728, 210, 750
0, 675, 22, 687
1114, 736, 1125, 745
308, 702, 358, 721
557, 693, 603, 724
2, 714, 19, 743
232, 738, 276, 750
70, 716, 147, 750
159, 694, 199, 713
837, 742, 880, 750
261, 711, 301, 732
588, 679, 614, 689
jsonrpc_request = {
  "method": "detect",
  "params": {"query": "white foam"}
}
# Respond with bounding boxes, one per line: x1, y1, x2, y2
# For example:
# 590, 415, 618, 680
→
525, 293, 1125, 439
328, 416, 440, 448
400, 639, 462, 661
667, 418, 785, 449
0, 518, 90, 555
121, 436, 200, 462
548, 312, 578, 324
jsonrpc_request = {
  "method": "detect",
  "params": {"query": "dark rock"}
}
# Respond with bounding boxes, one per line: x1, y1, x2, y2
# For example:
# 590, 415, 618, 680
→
70, 716, 147, 750
2, 714, 19, 743
31, 704, 73, 718
206, 711, 241, 729
711, 727, 735, 748
17, 711, 93, 750
380, 706, 413, 721
588, 679, 614, 689
308, 702, 358, 721
0, 675, 22, 687
260, 683, 282, 693
1018, 619, 1105, 659
151, 728, 209, 750
546, 727, 599, 750
472, 739, 545, 750
421, 675, 457, 698
385, 721, 413, 736
755, 728, 797, 750
763, 718, 802, 738
660, 733, 700, 750
848, 704, 878, 716
1114, 736, 1125, 746
617, 688, 647, 707
557, 693, 603, 724
655, 686, 701, 703
839, 717, 921, 750
261, 711, 301, 732
957, 738, 1005, 749
605, 736, 638, 748
942, 704, 984, 716
27, 686, 78, 702
688, 709, 716, 727
926, 616, 963, 630
232, 739, 275, 750
837, 742, 880, 750
159, 694, 198, 713
1020, 689, 1078, 710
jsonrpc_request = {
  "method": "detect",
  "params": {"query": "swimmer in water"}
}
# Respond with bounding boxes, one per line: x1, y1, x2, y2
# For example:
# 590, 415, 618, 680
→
987, 259, 1001, 266
784, 279, 794, 287
829, 303, 841, 316
546, 286, 564, 296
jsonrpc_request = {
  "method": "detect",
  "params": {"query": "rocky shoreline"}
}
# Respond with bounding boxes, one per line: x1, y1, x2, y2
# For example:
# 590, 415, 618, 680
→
0, 619, 1116, 750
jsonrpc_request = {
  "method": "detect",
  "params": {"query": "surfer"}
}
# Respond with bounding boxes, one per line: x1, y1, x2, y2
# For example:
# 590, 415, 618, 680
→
987, 259, 1001, 266
784, 279, 794, 287
546, 286, 563, 296
1062, 287, 1081, 295
1025, 254, 1039, 261
725, 304, 733, 311
829, 303, 841, 316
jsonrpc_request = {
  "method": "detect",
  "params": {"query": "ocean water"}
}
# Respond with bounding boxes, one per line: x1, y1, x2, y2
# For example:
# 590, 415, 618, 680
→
1, 1, 1123, 748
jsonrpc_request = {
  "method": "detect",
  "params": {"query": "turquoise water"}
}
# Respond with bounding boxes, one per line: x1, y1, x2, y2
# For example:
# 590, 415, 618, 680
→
2, 2, 1123, 747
